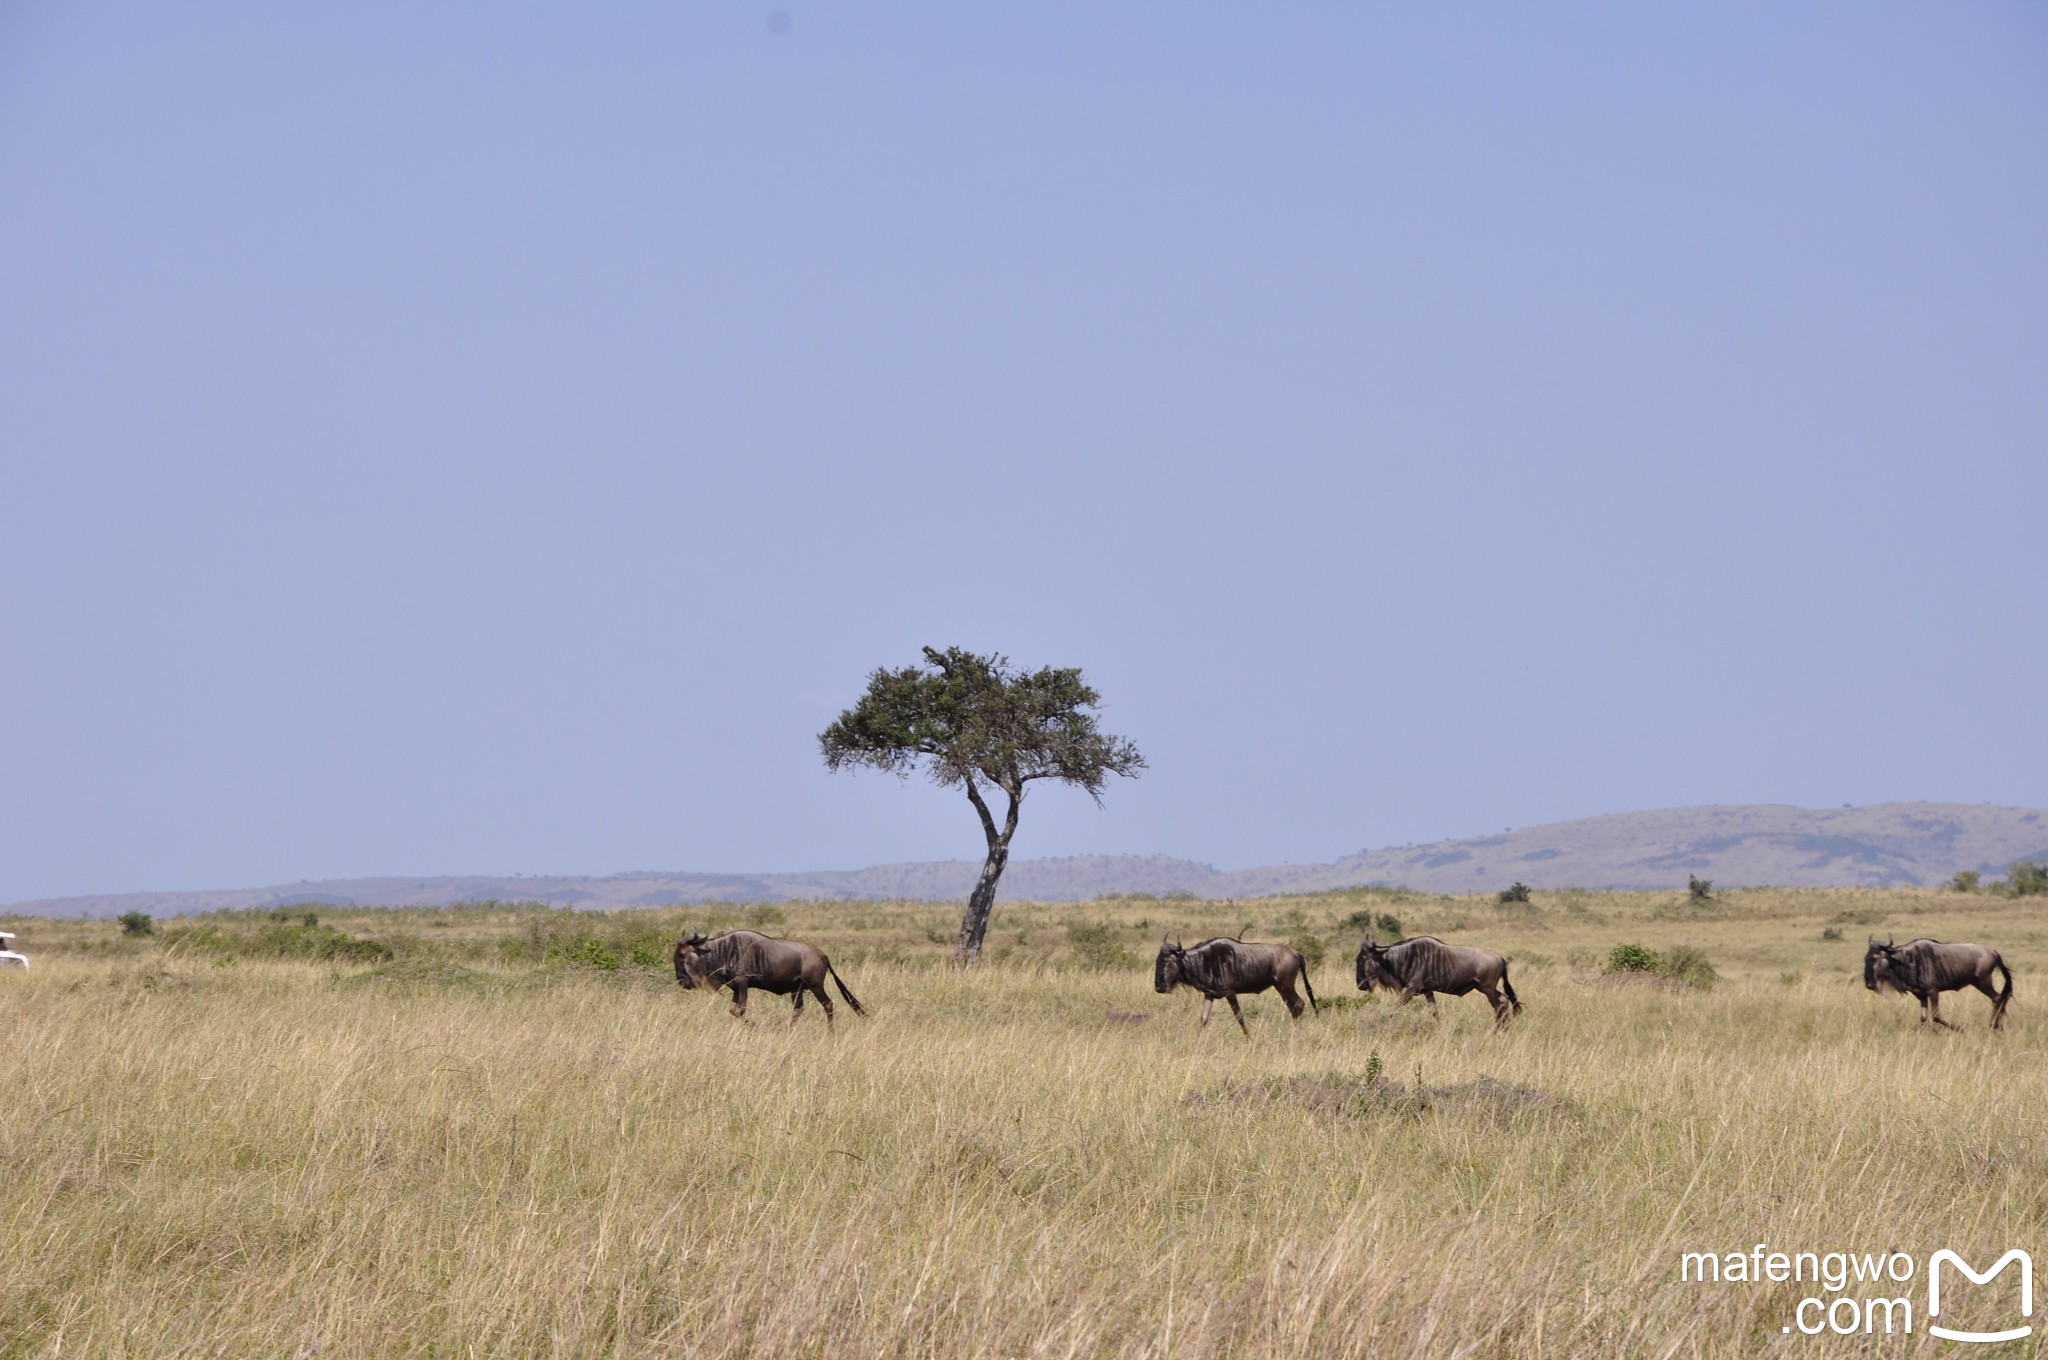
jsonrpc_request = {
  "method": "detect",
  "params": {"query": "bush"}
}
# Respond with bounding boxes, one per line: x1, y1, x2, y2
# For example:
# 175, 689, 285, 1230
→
1660, 945, 1718, 990
163, 919, 394, 965
1821, 926, 1843, 941
255, 921, 394, 964
1606, 942, 1660, 974
1604, 941, 1715, 989
1342, 909, 1403, 938
552, 936, 622, 971
1687, 875, 1714, 901
1497, 882, 1532, 905
1066, 923, 1138, 971
118, 911, 155, 937
1285, 928, 1328, 968
1949, 869, 1980, 893
2006, 861, 2048, 897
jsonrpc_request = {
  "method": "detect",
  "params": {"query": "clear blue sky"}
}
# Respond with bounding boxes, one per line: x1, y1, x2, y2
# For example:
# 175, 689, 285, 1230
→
3, 3, 2044, 902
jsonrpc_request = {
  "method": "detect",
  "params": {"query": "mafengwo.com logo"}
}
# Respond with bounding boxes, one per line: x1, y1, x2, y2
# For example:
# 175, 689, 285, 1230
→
1679, 1245, 2032, 1341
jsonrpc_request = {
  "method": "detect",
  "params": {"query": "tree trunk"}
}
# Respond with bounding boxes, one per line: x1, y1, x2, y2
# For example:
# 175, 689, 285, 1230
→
954, 779, 1020, 966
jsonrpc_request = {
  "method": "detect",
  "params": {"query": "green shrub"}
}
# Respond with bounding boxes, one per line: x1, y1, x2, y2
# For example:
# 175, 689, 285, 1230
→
2006, 861, 2048, 897
1066, 923, 1138, 971
163, 919, 393, 965
1949, 869, 1980, 893
1605, 941, 1715, 989
118, 911, 155, 937
1606, 942, 1660, 974
551, 936, 622, 971
1660, 945, 1718, 990
1285, 928, 1328, 968
1342, 909, 1404, 938
254, 922, 394, 964
1688, 875, 1714, 901
1497, 882, 1531, 905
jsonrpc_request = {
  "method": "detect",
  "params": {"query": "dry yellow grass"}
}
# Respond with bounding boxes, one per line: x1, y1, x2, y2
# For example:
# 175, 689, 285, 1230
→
2, 885, 2043, 1358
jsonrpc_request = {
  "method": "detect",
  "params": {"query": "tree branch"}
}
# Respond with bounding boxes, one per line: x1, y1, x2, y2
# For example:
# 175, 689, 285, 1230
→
961, 773, 1002, 851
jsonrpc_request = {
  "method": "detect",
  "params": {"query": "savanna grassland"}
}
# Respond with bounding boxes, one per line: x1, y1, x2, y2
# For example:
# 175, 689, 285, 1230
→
3, 884, 2045, 1359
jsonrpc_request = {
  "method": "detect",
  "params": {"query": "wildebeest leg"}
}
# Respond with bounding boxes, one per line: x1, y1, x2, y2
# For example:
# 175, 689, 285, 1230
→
728, 982, 751, 1022
1967, 977, 2001, 1029
790, 987, 805, 1025
1199, 996, 1214, 1027
1278, 979, 1306, 1019
1929, 993, 1960, 1031
812, 982, 836, 1029
1482, 983, 1510, 1029
1225, 993, 1250, 1037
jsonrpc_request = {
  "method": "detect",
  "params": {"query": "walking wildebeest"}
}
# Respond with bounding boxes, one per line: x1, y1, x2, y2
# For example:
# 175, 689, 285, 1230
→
673, 929, 867, 1027
1864, 936, 2012, 1031
1153, 936, 1318, 1036
1355, 936, 1521, 1029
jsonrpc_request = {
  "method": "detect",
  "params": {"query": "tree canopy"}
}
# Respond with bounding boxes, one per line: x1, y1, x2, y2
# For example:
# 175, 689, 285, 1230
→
820, 646, 1143, 963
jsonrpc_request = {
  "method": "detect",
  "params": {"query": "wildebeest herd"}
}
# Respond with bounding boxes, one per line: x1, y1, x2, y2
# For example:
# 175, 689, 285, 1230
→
671, 927, 2016, 1033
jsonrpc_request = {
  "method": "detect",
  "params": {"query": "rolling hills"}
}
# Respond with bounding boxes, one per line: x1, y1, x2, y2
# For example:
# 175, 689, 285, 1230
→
8, 802, 2044, 917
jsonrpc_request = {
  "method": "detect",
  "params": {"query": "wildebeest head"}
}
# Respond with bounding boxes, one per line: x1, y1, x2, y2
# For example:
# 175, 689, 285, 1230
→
1356, 937, 1397, 992
1154, 937, 1187, 993
1864, 936, 1903, 994
673, 932, 710, 988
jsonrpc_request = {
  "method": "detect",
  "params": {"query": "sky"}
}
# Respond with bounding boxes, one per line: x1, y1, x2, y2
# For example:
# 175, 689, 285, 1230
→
3, 3, 2045, 903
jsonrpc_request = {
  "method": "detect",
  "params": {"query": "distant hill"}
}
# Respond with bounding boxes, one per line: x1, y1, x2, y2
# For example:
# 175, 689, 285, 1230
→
8, 802, 2045, 918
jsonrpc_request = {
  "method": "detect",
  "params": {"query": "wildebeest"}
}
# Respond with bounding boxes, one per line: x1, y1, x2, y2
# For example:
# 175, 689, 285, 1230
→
673, 929, 867, 1027
1864, 936, 2012, 1031
1153, 936, 1318, 1036
1355, 936, 1521, 1029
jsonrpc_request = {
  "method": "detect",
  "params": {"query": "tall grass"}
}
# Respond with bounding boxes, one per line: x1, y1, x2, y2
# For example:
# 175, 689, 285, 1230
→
0, 887, 2040, 1357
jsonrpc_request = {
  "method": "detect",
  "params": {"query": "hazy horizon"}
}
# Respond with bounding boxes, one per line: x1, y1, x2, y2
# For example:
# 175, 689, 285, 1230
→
5, 4, 2045, 902
9, 798, 2045, 910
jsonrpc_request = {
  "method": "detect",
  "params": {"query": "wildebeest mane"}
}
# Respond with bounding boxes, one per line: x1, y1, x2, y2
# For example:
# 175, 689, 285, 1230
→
673, 930, 746, 986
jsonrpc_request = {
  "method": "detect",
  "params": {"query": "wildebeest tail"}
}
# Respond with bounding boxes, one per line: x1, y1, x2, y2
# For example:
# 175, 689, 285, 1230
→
1994, 953, 2013, 1020
827, 960, 868, 1017
1502, 961, 1522, 1015
1299, 954, 1320, 1016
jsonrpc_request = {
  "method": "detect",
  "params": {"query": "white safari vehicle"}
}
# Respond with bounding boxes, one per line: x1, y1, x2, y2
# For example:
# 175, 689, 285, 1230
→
0, 932, 27, 971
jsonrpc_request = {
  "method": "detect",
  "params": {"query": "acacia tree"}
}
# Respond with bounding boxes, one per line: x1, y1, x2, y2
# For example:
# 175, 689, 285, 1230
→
820, 646, 1144, 965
